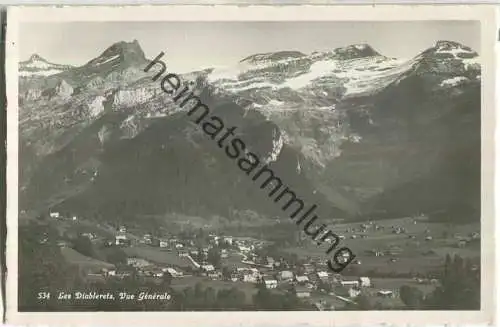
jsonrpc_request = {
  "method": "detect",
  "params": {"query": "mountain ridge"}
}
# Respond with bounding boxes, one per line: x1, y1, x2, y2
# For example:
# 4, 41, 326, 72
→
19, 53, 74, 77
18, 39, 481, 224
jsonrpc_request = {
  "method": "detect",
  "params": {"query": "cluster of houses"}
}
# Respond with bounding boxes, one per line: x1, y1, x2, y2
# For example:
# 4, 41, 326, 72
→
48, 210, 78, 221
86, 256, 186, 283
102, 225, 403, 302
43, 215, 470, 309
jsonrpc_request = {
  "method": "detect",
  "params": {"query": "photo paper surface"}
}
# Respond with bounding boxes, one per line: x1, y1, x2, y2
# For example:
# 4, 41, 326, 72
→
5, 5, 496, 326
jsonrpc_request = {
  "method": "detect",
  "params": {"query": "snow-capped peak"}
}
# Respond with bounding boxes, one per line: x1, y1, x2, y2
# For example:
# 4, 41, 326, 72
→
240, 51, 307, 64
22, 54, 51, 68
332, 43, 381, 59
19, 54, 74, 77
435, 40, 475, 52
425, 40, 478, 59
28, 53, 44, 62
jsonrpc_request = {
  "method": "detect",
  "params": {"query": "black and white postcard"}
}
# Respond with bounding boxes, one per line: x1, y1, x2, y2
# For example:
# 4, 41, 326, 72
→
4, 5, 497, 326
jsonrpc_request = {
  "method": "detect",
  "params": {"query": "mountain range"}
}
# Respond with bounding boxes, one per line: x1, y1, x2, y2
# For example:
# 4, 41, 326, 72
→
18, 39, 481, 224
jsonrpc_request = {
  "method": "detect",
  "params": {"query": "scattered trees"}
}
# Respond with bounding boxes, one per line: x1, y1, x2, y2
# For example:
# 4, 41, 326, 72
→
207, 248, 221, 268
399, 285, 424, 309
423, 254, 480, 310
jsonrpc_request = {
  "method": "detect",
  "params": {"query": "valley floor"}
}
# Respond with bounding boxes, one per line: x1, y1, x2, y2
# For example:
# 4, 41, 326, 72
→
18, 211, 481, 311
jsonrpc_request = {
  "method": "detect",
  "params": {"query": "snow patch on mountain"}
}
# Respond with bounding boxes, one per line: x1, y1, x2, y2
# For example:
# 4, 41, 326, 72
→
23, 55, 52, 69
440, 76, 468, 87
207, 65, 245, 82
264, 128, 284, 163
283, 60, 334, 89
120, 115, 141, 139
97, 125, 111, 145
229, 80, 278, 92
354, 44, 368, 51
91, 54, 120, 66
462, 57, 481, 71
208, 51, 419, 98
20, 69, 66, 77
434, 40, 478, 58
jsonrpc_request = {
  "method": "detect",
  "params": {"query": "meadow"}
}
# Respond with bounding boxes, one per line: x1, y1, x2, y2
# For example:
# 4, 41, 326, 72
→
282, 217, 480, 275
124, 246, 195, 268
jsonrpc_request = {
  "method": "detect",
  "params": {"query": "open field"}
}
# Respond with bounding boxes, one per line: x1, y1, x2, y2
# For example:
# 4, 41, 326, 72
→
124, 246, 195, 268
60, 247, 115, 270
369, 277, 436, 294
221, 252, 249, 269
281, 217, 480, 275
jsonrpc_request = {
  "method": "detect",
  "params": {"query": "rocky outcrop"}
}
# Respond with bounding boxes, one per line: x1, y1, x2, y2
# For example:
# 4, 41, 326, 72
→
263, 127, 284, 163
87, 76, 105, 89
23, 88, 42, 101
55, 80, 73, 98
88, 96, 106, 117
112, 87, 157, 108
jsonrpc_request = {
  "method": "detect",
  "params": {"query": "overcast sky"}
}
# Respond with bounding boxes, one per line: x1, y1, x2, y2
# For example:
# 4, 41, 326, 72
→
20, 21, 480, 73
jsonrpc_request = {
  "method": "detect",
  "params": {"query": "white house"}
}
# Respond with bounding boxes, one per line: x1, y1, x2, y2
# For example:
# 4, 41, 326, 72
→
208, 271, 221, 280
280, 270, 294, 281
348, 287, 361, 298
243, 274, 258, 283
317, 271, 329, 280
263, 277, 278, 289
82, 232, 96, 240
115, 234, 128, 245
201, 264, 215, 272
340, 280, 359, 287
119, 226, 127, 233
152, 271, 164, 278
223, 236, 233, 245
296, 287, 311, 298
358, 277, 371, 287
144, 233, 153, 243
49, 211, 60, 219
296, 275, 310, 284
163, 267, 183, 277
238, 245, 251, 252
159, 240, 169, 248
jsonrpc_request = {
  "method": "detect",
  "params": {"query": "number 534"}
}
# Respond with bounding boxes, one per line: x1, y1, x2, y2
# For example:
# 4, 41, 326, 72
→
37, 292, 51, 300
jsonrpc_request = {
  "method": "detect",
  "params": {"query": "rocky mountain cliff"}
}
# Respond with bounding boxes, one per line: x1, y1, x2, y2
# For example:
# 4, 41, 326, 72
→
18, 40, 481, 223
